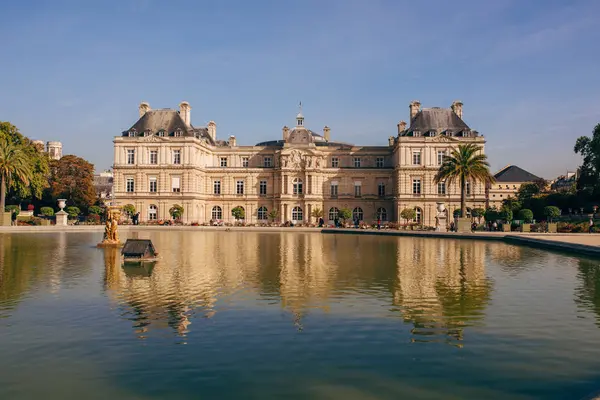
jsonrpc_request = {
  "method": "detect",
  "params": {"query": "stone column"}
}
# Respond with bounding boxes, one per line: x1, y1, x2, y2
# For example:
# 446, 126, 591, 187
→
283, 204, 288, 222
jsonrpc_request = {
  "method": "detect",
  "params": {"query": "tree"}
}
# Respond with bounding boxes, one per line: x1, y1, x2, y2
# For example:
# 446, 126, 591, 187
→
484, 208, 499, 222
0, 122, 49, 205
122, 204, 136, 219
574, 123, 600, 197
338, 208, 352, 224
517, 208, 534, 223
517, 183, 540, 202
471, 208, 485, 224
65, 206, 80, 219
533, 178, 548, 192
501, 197, 522, 214
400, 208, 416, 223
5, 205, 19, 216
453, 209, 461, 218
268, 209, 279, 222
40, 207, 54, 217
434, 143, 495, 218
311, 207, 323, 222
0, 138, 33, 214
88, 205, 103, 216
47, 155, 96, 211
500, 208, 513, 222
231, 206, 245, 221
169, 204, 184, 220
544, 206, 561, 222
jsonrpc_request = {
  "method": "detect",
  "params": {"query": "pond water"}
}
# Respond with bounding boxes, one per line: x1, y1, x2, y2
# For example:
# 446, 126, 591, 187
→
1, 231, 600, 399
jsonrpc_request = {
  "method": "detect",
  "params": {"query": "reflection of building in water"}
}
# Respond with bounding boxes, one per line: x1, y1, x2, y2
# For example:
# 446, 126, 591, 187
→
393, 238, 491, 346
575, 258, 600, 327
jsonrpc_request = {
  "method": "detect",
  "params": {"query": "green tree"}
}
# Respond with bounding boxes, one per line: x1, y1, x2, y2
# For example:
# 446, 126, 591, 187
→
122, 204, 136, 218
169, 204, 184, 220
311, 207, 323, 222
544, 206, 561, 222
40, 207, 54, 217
471, 207, 485, 223
338, 208, 352, 224
574, 123, 600, 196
0, 138, 33, 213
65, 206, 80, 219
268, 209, 279, 222
5, 205, 19, 216
453, 209, 461, 218
517, 208, 534, 223
88, 205, 103, 215
501, 197, 522, 213
517, 183, 540, 202
47, 155, 96, 211
231, 206, 245, 220
400, 208, 416, 223
434, 143, 495, 218
500, 208, 513, 222
484, 208, 498, 222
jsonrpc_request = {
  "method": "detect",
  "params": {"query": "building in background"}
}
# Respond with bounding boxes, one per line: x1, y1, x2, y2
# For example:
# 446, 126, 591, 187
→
488, 165, 542, 208
46, 141, 62, 160
112, 100, 487, 226
94, 170, 113, 205
550, 171, 578, 192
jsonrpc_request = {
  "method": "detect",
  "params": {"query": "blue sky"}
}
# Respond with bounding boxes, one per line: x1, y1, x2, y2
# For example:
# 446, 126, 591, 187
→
0, 0, 599, 178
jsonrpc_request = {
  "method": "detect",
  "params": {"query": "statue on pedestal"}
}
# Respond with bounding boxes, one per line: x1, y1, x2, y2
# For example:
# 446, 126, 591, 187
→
435, 202, 448, 232
98, 207, 123, 247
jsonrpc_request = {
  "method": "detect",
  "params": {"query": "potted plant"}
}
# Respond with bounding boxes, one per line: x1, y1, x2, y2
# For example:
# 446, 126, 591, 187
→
517, 208, 534, 232
544, 206, 560, 233
501, 208, 513, 232
40, 206, 54, 226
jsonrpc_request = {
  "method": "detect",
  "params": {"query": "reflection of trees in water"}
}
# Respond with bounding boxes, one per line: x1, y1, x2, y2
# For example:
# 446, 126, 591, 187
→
394, 239, 492, 347
574, 258, 600, 326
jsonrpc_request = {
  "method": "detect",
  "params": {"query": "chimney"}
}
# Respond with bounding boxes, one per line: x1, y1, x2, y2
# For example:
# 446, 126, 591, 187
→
388, 136, 395, 147
139, 102, 150, 118
397, 120, 407, 135
229, 135, 237, 147
179, 101, 191, 125
409, 101, 421, 120
282, 126, 290, 141
323, 126, 330, 141
451, 100, 463, 119
207, 121, 216, 140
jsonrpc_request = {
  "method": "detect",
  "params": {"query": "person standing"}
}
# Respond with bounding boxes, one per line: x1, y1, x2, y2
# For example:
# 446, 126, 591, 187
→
590, 218, 594, 234
377, 218, 381, 230
11, 210, 17, 226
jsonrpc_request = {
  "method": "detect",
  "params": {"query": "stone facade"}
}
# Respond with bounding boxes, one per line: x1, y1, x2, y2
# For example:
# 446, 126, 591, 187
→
113, 101, 487, 226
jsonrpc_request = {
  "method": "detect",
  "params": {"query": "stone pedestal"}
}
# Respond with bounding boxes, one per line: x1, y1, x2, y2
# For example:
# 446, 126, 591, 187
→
456, 217, 472, 233
0, 212, 11, 226
56, 210, 68, 226
436, 216, 447, 232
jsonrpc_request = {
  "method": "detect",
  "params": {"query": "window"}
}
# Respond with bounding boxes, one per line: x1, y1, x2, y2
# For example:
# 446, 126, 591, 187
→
242, 157, 249, 168
292, 206, 303, 221
376, 207, 387, 221
437, 181, 446, 195
220, 157, 228, 167
173, 150, 181, 165
149, 177, 157, 193
412, 178, 421, 194
236, 180, 244, 195
376, 157, 384, 168
126, 177, 134, 193
466, 182, 471, 196
158, 130, 165, 137
293, 178, 303, 195
259, 180, 267, 196
263, 157, 272, 168
352, 207, 363, 221
150, 150, 158, 165
412, 150, 421, 165
354, 182, 362, 197
171, 176, 181, 193
258, 206, 268, 220
328, 207, 339, 221
331, 157, 339, 168
148, 205, 158, 220
212, 206, 222, 220
353, 157, 361, 168
128, 131, 135, 137
127, 149, 135, 164
213, 180, 221, 195
414, 207, 422, 224
437, 150, 446, 165
330, 182, 338, 197
174, 129, 183, 137
378, 183, 385, 197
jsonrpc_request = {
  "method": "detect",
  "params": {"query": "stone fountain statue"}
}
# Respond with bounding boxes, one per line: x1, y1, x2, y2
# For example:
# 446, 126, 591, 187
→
97, 206, 123, 247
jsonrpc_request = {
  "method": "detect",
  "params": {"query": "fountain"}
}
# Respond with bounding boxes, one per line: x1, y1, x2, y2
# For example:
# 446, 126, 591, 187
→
97, 206, 123, 247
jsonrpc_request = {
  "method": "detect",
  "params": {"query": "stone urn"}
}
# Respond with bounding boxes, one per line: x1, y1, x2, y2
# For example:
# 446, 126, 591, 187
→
56, 199, 68, 226
57, 199, 66, 211
436, 202, 446, 214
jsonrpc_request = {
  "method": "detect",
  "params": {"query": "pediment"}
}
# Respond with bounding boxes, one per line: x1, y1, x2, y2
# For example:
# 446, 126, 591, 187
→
141, 135, 167, 142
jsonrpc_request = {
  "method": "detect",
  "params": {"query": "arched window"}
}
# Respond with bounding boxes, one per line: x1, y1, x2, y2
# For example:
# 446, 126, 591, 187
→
414, 207, 422, 224
212, 206, 222, 220
292, 206, 303, 221
257, 206, 268, 220
377, 207, 387, 221
352, 207, 363, 221
328, 207, 339, 221
293, 178, 303, 195
148, 204, 158, 220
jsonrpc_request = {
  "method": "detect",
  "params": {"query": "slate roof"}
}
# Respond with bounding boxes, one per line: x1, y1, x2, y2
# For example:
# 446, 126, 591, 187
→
402, 107, 476, 137
121, 239, 156, 257
123, 109, 214, 144
494, 165, 541, 183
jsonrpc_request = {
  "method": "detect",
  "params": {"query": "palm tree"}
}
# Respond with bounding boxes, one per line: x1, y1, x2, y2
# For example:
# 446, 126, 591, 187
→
311, 207, 323, 223
434, 143, 495, 218
0, 139, 32, 214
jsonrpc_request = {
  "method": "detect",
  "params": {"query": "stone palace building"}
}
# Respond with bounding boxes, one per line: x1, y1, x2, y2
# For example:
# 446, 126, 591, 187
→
112, 100, 487, 226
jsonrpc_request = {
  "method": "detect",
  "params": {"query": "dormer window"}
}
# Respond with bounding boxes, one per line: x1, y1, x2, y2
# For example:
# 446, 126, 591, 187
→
413, 130, 421, 137
144, 129, 152, 137
158, 130, 165, 137
174, 129, 183, 137
128, 129, 136, 137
